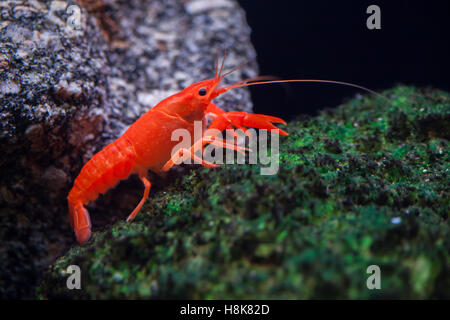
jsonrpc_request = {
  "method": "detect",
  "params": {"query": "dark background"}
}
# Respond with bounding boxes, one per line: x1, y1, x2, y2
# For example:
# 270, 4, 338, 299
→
237, 0, 450, 119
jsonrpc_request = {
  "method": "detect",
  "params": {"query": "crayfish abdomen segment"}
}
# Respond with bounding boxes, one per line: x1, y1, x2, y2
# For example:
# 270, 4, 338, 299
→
70, 136, 136, 203
67, 135, 138, 243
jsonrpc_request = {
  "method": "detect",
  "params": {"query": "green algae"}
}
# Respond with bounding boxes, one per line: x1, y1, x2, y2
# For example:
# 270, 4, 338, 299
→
39, 86, 450, 299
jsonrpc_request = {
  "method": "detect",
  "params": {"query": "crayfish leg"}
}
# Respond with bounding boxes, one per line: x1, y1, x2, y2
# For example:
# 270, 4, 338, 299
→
126, 174, 151, 222
162, 131, 250, 172
162, 145, 220, 172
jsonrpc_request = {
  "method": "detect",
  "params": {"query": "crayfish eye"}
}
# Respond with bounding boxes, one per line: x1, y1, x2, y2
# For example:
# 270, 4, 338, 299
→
198, 88, 207, 96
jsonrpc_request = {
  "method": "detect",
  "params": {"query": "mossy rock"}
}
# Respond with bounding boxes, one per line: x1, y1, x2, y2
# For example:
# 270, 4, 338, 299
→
39, 86, 450, 299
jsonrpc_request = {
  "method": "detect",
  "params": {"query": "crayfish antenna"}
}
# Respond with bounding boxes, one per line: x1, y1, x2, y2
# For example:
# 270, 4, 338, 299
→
220, 78, 390, 102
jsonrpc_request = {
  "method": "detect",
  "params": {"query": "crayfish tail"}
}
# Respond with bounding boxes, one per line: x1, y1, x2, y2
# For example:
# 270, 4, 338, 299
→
68, 200, 92, 243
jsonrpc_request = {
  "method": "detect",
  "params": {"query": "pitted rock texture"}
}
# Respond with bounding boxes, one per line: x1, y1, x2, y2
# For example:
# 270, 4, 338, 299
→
0, 0, 257, 298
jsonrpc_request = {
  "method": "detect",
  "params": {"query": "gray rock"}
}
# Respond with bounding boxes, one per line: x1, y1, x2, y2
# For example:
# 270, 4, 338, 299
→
0, 0, 257, 298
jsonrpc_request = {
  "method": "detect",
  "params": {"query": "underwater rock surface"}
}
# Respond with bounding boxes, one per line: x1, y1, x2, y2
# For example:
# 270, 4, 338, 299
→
0, 0, 257, 299
40, 86, 449, 299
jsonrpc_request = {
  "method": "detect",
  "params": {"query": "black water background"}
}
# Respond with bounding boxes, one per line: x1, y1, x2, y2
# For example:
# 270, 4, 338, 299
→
237, 0, 450, 119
